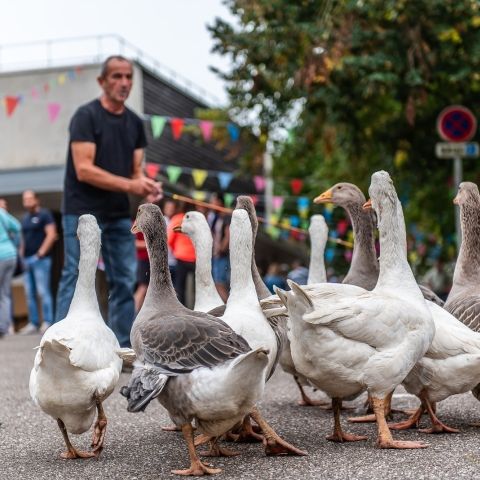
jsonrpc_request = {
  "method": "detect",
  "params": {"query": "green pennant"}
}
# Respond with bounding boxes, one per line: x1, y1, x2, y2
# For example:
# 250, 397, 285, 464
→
166, 165, 182, 184
223, 192, 234, 208
151, 116, 167, 138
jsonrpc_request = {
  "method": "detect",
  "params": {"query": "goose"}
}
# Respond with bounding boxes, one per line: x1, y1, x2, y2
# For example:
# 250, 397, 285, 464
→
263, 171, 435, 448
29, 214, 122, 459
120, 204, 269, 475
175, 211, 224, 312
444, 182, 480, 330
307, 215, 328, 284
314, 182, 444, 305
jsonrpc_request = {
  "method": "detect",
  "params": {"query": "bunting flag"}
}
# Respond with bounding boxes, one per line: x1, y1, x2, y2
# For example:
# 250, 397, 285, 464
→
337, 219, 349, 236
199, 120, 214, 142
145, 163, 160, 179
43, 83, 50, 94
297, 197, 309, 219
67, 70, 76, 80
47, 102, 61, 123
193, 191, 207, 201
217, 172, 234, 190
223, 192, 234, 208
291, 178, 304, 195
322, 203, 334, 221
290, 215, 300, 227
191, 169, 208, 188
151, 116, 167, 138
31, 87, 39, 100
272, 196, 284, 212
4, 96, 20, 117
227, 122, 240, 141
57, 74, 66, 85
166, 165, 182, 183
325, 248, 335, 262
249, 195, 259, 206
253, 175, 266, 192
170, 118, 184, 140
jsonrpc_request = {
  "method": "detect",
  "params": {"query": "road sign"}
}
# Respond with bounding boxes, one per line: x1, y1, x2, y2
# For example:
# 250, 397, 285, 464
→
437, 106, 477, 142
435, 142, 479, 159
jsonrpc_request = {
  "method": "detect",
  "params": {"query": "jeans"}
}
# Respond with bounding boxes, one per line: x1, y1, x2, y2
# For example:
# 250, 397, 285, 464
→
24, 255, 54, 327
0, 257, 15, 335
55, 215, 136, 347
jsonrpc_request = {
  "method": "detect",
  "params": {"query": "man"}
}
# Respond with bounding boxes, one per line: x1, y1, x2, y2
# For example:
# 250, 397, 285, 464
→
20, 190, 57, 334
55, 55, 162, 348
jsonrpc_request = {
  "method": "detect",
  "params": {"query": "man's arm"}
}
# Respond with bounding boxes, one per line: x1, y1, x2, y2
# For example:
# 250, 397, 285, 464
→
72, 142, 161, 198
37, 223, 58, 258
132, 148, 163, 203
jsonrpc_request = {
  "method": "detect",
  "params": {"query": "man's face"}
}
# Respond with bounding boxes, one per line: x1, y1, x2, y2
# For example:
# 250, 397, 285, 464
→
22, 191, 38, 211
98, 59, 133, 104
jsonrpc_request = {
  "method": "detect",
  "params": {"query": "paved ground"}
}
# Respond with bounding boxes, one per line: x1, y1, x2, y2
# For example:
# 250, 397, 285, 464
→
2, 334, 480, 480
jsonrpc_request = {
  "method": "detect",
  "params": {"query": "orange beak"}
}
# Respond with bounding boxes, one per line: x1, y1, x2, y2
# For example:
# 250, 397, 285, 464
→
131, 219, 139, 234
173, 225, 182, 233
362, 199, 372, 210
314, 189, 333, 204
453, 195, 460, 205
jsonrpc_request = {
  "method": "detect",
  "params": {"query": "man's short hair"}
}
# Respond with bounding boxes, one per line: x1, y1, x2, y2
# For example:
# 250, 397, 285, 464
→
99, 55, 133, 79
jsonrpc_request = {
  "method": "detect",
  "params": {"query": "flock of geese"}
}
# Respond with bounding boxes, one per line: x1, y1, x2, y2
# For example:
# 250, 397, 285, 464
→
28, 170, 480, 476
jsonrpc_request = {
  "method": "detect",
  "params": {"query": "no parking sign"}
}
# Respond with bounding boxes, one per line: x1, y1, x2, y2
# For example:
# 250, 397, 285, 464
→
437, 105, 477, 142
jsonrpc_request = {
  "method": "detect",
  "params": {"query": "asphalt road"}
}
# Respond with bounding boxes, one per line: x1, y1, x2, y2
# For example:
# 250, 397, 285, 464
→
2, 334, 480, 480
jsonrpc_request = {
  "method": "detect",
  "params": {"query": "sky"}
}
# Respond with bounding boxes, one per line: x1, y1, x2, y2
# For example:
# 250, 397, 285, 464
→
0, 0, 235, 105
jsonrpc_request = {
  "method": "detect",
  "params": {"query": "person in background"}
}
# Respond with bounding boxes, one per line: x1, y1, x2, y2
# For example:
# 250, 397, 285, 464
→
210, 195, 231, 302
0, 201, 21, 337
287, 259, 309, 285
263, 262, 287, 294
54, 55, 162, 348
421, 259, 450, 301
167, 203, 195, 306
19, 190, 57, 334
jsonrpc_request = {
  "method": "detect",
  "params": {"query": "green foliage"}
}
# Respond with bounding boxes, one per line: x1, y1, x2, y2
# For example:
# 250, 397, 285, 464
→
210, 0, 480, 271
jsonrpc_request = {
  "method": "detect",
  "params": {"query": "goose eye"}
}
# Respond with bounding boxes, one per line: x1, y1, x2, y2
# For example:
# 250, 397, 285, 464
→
337, 186, 342, 190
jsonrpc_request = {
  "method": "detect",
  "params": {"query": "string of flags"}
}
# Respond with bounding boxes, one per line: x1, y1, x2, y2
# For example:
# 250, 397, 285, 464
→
145, 162, 306, 196
1, 66, 84, 122
145, 113, 241, 143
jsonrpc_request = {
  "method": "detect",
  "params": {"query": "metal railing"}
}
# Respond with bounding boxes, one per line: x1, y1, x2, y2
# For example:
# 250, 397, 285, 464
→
0, 34, 222, 106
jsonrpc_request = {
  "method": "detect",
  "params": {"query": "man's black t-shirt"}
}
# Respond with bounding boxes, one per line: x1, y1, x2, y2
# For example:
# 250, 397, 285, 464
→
62, 99, 147, 220
21, 208, 55, 257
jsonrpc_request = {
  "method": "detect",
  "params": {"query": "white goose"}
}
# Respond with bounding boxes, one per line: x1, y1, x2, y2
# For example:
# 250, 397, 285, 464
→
121, 204, 269, 475
29, 215, 122, 459
264, 171, 435, 448
307, 214, 328, 284
176, 211, 224, 312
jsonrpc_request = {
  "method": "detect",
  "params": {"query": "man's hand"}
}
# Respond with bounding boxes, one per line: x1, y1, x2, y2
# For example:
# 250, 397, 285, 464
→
129, 177, 163, 200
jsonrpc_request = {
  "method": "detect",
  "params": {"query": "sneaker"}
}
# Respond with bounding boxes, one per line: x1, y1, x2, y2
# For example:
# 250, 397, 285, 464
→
17, 323, 39, 335
39, 322, 51, 334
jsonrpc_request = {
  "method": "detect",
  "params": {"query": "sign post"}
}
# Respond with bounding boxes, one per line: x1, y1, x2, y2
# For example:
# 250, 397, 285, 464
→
436, 106, 478, 250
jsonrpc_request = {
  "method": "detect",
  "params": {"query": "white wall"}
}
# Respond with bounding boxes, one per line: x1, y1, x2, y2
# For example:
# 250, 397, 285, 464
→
0, 62, 144, 172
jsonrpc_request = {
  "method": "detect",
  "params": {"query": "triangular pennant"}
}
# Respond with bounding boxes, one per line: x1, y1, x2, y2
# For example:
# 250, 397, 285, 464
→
223, 192, 234, 208
218, 172, 234, 190
249, 195, 259, 206
191, 169, 208, 188
151, 116, 166, 139
31, 87, 40, 100
170, 118, 185, 140
297, 197, 309, 209
290, 215, 300, 227
47, 102, 61, 123
199, 120, 214, 142
227, 122, 240, 141
291, 178, 304, 195
272, 196, 284, 212
193, 191, 207, 201
253, 175, 266, 192
270, 213, 279, 227
4, 96, 20, 117
67, 70, 76, 80
43, 83, 50, 94
266, 225, 281, 240
145, 163, 160, 179
166, 165, 182, 184
57, 74, 66, 85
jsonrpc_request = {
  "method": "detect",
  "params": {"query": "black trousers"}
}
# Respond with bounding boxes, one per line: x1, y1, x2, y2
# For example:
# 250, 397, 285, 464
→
174, 259, 195, 306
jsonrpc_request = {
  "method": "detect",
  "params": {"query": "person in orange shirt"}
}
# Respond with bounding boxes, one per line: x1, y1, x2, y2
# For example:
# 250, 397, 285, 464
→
167, 204, 196, 306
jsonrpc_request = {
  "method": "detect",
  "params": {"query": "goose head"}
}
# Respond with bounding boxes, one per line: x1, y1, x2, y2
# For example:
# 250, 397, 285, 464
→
77, 214, 101, 252
453, 182, 480, 206
132, 203, 165, 237
364, 171, 397, 225
177, 211, 208, 237
314, 182, 366, 207
235, 195, 258, 236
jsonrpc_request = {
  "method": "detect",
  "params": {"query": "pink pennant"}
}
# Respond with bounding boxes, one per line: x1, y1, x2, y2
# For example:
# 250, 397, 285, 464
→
199, 120, 214, 142
31, 87, 40, 100
170, 118, 184, 140
272, 196, 284, 211
47, 102, 61, 123
145, 163, 160, 179
337, 219, 349, 236
253, 175, 266, 192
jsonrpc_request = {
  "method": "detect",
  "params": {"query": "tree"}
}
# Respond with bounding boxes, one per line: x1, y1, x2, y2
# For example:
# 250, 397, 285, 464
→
210, 0, 480, 271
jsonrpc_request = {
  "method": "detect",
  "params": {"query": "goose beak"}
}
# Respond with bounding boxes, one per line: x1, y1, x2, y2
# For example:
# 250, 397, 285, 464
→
314, 189, 332, 204
173, 225, 183, 233
453, 195, 460, 205
362, 199, 372, 210
131, 220, 139, 234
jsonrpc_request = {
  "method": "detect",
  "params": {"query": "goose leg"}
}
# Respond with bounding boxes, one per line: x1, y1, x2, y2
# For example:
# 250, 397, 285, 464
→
226, 415, 263, 443
171, 423, 221, 476
294, 376, 330, 407
326, 398, 367, 442
200, 438, 240, 457
372, 396, 428, 449
250, 407, 307, 456
162, 424, 182, 432
349, 391, 396, 423
57, 419, 95, 459
388, 403, 424, 430
91, 396, 108, 457
419, 395, 459, 434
